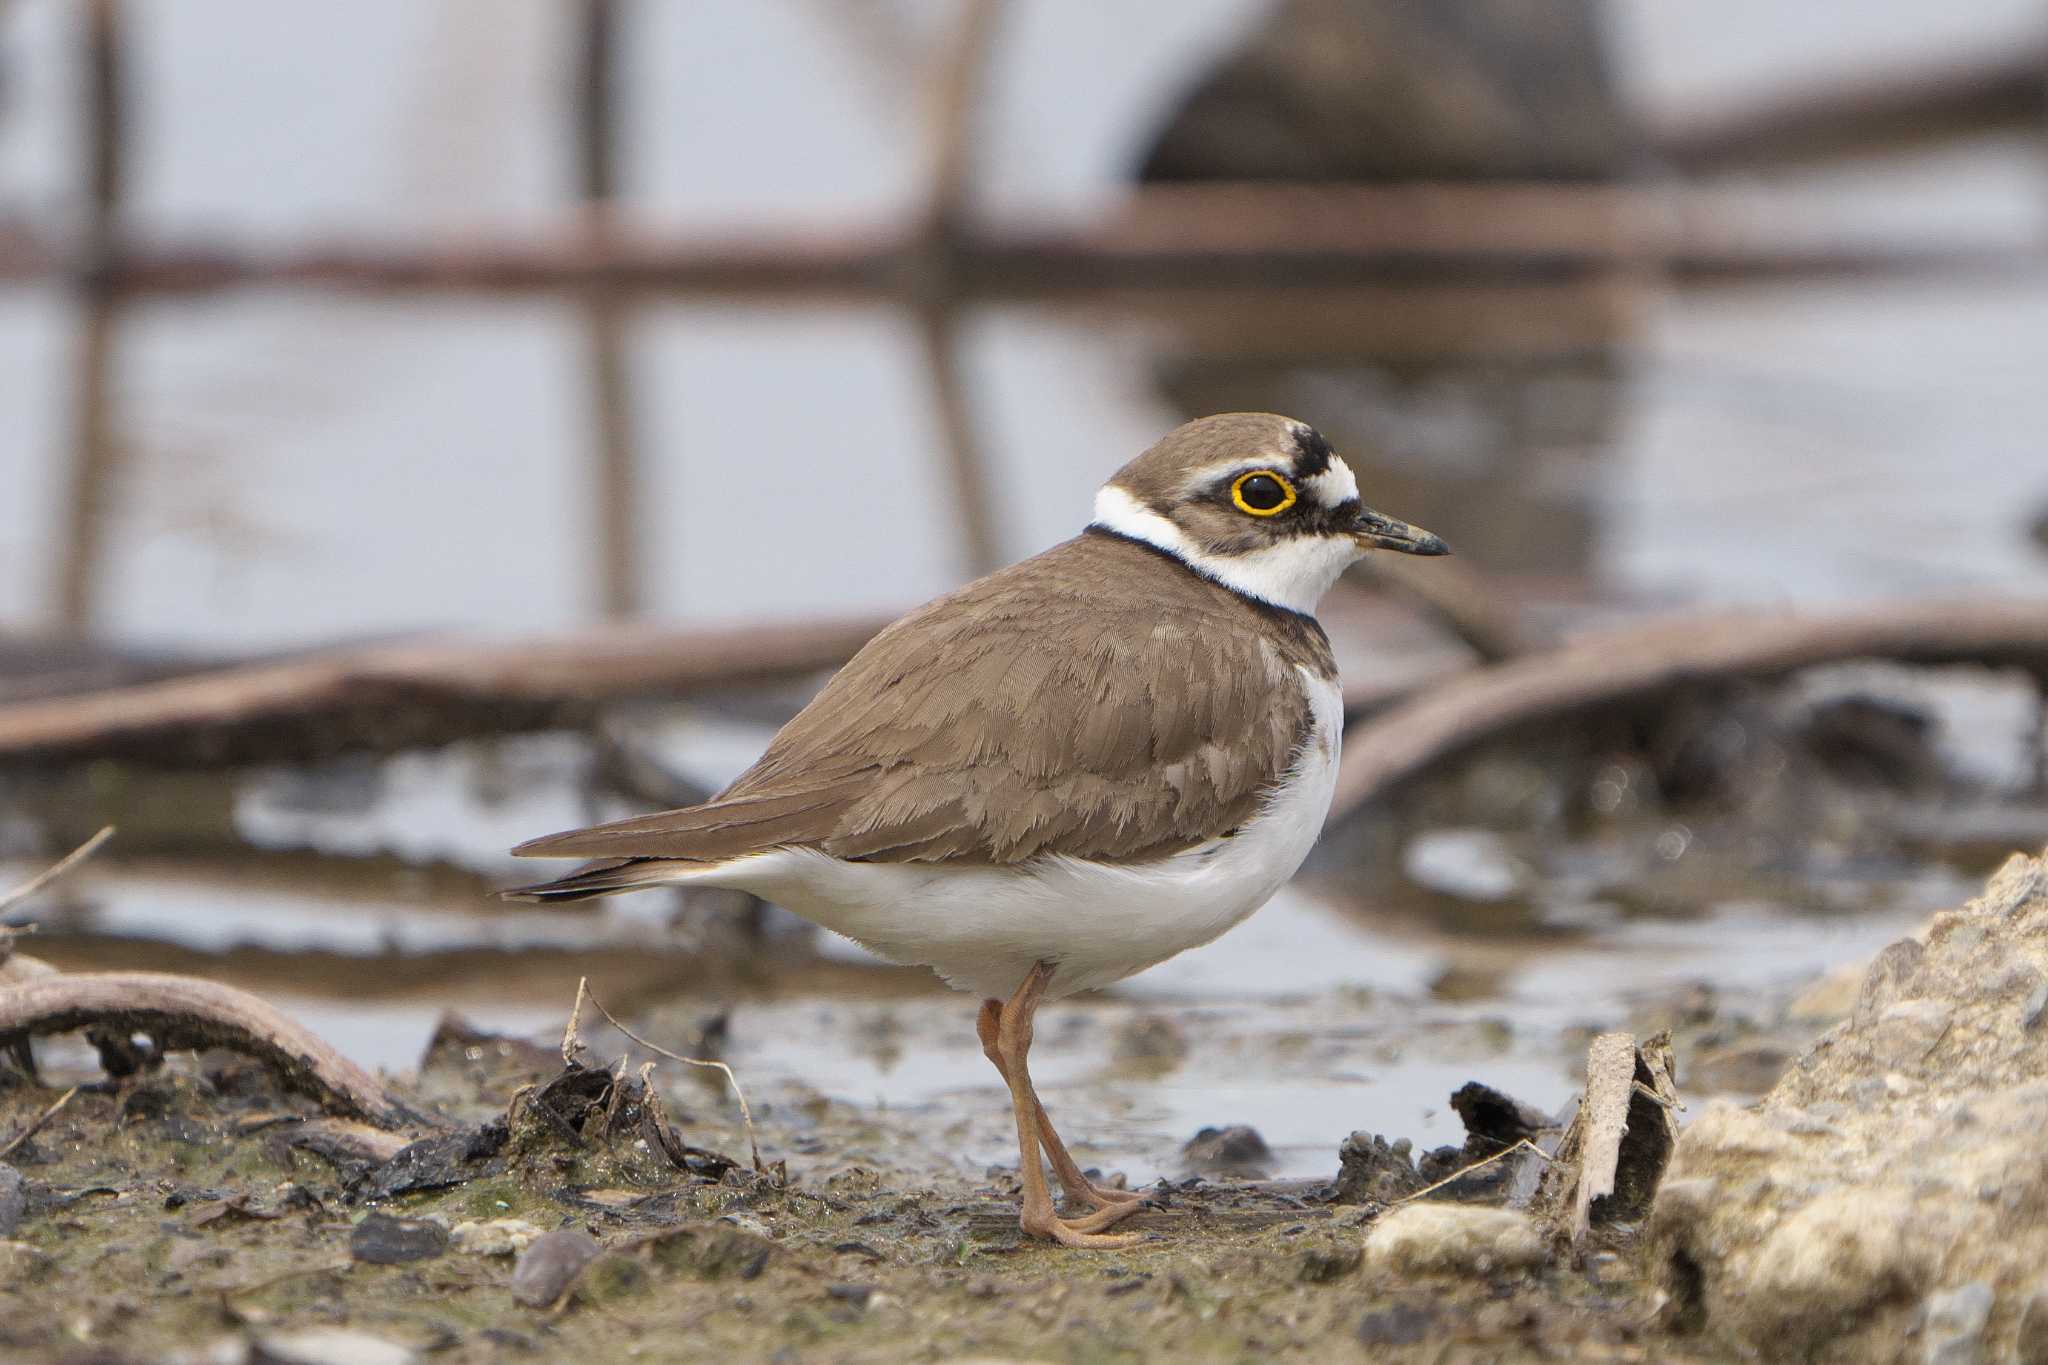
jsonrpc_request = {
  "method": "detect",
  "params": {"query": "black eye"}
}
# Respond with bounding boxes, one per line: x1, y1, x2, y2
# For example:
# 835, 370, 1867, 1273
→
1231, 471, 1295, 516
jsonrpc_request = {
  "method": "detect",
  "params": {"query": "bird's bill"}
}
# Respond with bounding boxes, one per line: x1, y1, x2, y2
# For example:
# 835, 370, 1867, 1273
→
1351, 507, 1450, 556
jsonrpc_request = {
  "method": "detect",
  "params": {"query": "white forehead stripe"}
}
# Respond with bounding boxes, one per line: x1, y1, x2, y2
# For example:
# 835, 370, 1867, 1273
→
1305, 455, 1359, 508
1090, 484, 1360, 617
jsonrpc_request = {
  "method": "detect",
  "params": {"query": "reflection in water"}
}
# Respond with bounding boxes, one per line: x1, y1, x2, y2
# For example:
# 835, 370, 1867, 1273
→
576, 2, 645, 621
53, 297, 124, 636
584, 289, 643, 620
1156, 345, 1625, 579
1137, 0, 1634, 578
3, 0, 2046, 1189
914, 298, 1005, 577
51, 0, 131, 637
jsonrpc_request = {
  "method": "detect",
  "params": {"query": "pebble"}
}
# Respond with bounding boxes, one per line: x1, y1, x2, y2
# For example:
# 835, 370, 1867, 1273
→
448, 1217, 543, 1258
249, 1328, 420, 1365
348, 1212, 448, 1265
1179, 1125, 1273, 1177
510, 1228, 605, 1308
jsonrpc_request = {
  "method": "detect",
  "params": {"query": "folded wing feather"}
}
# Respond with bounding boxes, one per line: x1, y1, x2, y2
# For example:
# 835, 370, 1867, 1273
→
511, 534, 1330, 873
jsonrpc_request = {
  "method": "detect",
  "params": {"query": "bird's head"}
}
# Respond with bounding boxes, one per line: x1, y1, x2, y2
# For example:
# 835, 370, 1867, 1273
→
1091, 412, 1447, 616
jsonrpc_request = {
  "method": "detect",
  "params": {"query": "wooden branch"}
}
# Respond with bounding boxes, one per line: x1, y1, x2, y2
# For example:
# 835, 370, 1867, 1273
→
54, 3, 132, 641
1, 184, 2035, 302
1657, 45, 2048, 172
0, 616, 886, 768
53, 285, 123, 638
583, 294, 641, 618
912, 0, 1007, 578
922, 0, 1003, 231
1347, 556, 1528, 664
0, 634, 234, 705
571, 0, 644, 619
81, 0, 126, 269
1327, 599, 2048, 824
574, 0, 620, 206
0, 971, 421, 1127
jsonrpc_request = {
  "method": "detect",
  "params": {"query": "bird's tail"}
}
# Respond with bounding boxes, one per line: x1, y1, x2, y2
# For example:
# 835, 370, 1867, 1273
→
500, 856, 705, 905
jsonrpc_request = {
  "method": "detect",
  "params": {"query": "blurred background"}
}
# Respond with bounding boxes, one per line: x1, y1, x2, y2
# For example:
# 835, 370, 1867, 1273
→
2, 0, 2046, 1182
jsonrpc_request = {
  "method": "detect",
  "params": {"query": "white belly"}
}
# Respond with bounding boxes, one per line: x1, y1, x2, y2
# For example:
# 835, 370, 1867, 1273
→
664, 668, 1343, 1001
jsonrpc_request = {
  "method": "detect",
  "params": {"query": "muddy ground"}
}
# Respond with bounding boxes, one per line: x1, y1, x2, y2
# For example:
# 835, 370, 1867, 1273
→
1, 653, 2038, 1361
0, 946, 1848, 1365
0, 1064, 1649, 1364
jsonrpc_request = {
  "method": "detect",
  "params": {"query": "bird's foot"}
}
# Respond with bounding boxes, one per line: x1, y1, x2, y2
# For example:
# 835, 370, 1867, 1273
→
1022, 1201, 1149, 1249
1059, 1179, 1148, 1212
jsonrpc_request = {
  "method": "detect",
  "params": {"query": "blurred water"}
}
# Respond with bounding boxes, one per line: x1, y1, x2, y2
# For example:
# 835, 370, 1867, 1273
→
0, 1, 2043, 646
0, 1, 2044, 1180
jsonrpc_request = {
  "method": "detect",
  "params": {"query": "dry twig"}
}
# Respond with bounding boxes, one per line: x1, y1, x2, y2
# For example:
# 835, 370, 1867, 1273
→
580, 980, 764, 1174
0, 825, 115, 914
1390, 1137, 1551, 1208
561, 975, 593, 1068
0, 1084, 79, 1159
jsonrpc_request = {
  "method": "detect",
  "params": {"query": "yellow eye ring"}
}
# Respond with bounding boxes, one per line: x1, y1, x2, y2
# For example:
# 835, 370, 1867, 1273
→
1230, 469, 1297, 517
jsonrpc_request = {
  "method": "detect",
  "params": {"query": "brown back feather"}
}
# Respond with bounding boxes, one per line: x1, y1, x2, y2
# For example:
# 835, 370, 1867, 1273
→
513, 533, 1335, 866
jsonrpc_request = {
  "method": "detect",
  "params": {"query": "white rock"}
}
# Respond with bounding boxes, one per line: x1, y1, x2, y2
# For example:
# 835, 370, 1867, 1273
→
251, 1329, 419, 1365
448, 1217, 543, 1257
1649, 848, 2048, 1362
1923, 1281, 1995, 1365
1747, 1191, 1923, 1323
1364, 1203, 1546, 1278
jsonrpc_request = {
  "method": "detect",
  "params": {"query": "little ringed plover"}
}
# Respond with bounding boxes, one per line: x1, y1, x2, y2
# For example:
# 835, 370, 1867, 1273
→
509, 411, 1448, 1247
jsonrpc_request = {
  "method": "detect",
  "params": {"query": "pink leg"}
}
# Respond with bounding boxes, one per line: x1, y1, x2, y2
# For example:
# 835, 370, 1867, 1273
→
985, 965, 1149, 1247
976, 998, 1145, 1211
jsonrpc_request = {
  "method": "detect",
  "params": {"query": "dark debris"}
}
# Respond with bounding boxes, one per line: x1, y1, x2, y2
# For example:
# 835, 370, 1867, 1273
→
349, 1211, 449, 1264
357, 1119, 509, 1199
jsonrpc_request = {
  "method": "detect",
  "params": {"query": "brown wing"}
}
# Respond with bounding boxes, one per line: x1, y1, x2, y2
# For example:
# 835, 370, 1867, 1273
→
514, 534, 1333, 866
